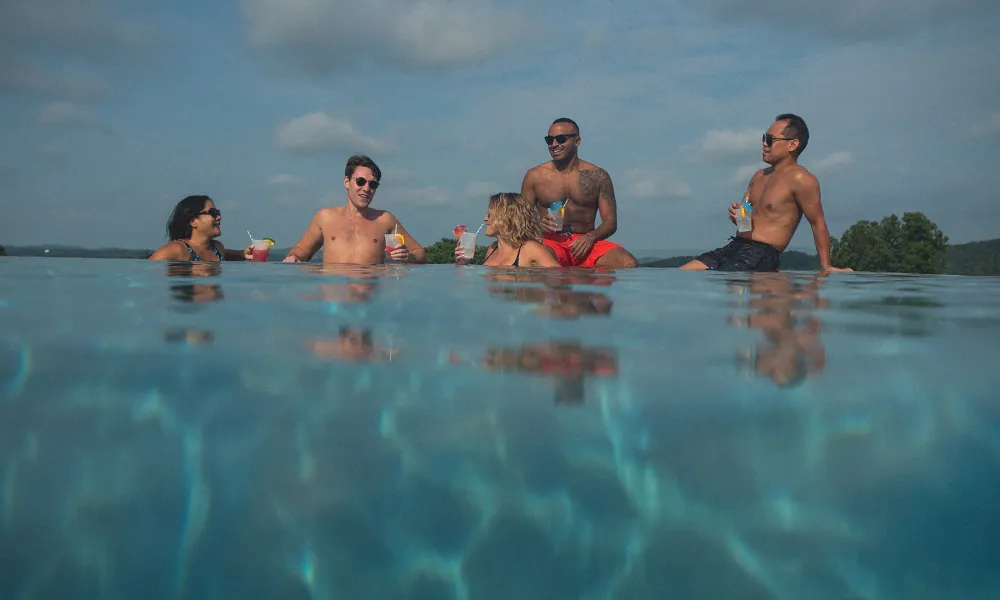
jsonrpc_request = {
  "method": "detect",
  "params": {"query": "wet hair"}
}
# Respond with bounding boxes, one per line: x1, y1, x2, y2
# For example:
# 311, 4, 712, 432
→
775, 113, 809, 156
487, 192, 543, 248
166, 195, 212, 241
551, 118, 579, 134
345, 155, 381, 181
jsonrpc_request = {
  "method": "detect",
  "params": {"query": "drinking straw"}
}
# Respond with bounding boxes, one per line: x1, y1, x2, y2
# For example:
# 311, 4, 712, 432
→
475, 222, 484, 234
247, 230, 254, 243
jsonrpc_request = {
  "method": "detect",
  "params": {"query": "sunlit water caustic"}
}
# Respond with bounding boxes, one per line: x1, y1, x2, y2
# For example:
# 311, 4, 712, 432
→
1, 257, 999, 600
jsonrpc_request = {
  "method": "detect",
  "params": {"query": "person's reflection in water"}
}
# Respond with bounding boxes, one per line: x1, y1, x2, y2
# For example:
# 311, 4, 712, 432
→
482, 268, 616, 288
164, 328, 215, 345
487, 285, 612, 319
473, 341, 618, 405
306, 326, 399, 362
166, 262, 222, 278
303, 281, 378, 304
170, 283, 224, 304
729, 272, 827, 387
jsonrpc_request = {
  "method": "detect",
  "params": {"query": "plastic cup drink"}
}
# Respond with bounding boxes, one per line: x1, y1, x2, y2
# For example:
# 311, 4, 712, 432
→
736, 212, 753, 233
384, 233, 403, 260
458, 232, 478, 259
251, 239, 270, 262
549, 204, 564, 232
736, 201, 753, 233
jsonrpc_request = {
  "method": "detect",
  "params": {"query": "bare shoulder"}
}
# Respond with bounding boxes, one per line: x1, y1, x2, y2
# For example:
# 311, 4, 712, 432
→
578, 162, 612, 184
789, 165, 819, 190
524, 162, 553, 180
149, 240, 185, 260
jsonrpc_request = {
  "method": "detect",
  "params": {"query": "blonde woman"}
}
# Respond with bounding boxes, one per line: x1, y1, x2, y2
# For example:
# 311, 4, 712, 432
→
456, 192, 561, 268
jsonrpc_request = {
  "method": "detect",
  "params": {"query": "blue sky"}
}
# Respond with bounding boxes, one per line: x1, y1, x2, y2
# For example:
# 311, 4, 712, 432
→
1, 0, 998, 255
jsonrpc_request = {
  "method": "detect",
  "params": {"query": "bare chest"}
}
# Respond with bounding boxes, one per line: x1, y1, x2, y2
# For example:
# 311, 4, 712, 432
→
749, 175, 797, 215
535, 170, 602, 208
322, 217, 390, 259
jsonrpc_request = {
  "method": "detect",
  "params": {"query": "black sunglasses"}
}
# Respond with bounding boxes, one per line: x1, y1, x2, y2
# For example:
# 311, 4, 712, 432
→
545, 134, 578, 145
762, 133, 795, 147
354, 177, 380, 190
196, 208, 222, 218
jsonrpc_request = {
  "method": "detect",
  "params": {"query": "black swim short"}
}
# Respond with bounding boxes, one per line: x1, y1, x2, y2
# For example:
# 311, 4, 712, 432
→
697, 237, 781, 272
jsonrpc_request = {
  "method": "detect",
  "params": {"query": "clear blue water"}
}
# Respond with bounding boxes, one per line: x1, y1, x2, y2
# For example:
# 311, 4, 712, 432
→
1, 257, 999, 600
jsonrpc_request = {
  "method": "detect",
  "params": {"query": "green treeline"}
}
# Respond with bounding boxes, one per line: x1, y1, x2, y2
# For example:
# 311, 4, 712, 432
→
4, 215, 1000, 275
646, 212, 999, 275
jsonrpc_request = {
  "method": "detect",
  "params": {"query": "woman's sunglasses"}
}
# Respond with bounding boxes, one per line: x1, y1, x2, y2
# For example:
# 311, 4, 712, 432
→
196, 208, 222, 218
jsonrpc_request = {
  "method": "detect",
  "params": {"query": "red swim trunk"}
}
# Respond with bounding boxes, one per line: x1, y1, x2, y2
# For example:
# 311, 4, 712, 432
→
542, 233, 623, 267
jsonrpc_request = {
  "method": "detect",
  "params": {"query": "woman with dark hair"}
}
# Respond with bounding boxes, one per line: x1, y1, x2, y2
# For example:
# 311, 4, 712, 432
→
149, 195, 251, 262
456, 192, 560, 268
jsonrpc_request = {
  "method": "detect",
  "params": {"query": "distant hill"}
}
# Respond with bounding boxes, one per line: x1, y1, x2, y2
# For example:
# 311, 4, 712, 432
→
3, 239, 998, 274
2, 245, 306, 261
945, 238, 1000, 275
4, 245, 154, 259
642, 239, 1000, 275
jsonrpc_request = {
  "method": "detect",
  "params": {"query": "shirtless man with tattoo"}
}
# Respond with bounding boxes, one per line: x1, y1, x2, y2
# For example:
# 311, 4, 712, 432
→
681, 114, 852, 273
520, 118, 638, 268
283, 155, 426, 265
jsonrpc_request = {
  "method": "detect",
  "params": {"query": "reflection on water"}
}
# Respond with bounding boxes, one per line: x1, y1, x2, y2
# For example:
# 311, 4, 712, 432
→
164, 328, 215, 345
306, 326, 400, 362
170, 283, 224, 304
728, 272, 827, 387
1, 259, 999, 600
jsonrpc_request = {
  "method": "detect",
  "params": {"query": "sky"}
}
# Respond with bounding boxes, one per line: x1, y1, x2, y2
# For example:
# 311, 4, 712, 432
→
1, 0, 998, 256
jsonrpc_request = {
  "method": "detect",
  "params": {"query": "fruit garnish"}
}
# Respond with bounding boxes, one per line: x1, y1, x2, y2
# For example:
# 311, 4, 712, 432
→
394, 233, 405, 246
453, 225, 467, 238
263, 237, 275, 247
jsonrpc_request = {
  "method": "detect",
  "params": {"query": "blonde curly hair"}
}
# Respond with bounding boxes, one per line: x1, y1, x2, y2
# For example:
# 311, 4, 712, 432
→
488, 192, 543, 248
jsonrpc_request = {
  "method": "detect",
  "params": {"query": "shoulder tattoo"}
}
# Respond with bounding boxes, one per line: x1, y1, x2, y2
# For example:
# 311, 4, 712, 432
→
579, 168, 615, 204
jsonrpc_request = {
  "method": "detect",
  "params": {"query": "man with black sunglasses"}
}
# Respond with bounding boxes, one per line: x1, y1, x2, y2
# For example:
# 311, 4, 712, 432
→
283, 155, 425, 265
681, 114, 852, 273
520, 118, 638, 268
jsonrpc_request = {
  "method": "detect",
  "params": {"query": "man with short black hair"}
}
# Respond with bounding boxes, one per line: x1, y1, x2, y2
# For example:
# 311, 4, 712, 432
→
520, 118, 638, 268
284, 155, 425, 264
681, 114, 851, 273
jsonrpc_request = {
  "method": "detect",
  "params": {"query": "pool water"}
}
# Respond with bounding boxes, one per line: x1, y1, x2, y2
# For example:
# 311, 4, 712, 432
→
1, 257, 998, 600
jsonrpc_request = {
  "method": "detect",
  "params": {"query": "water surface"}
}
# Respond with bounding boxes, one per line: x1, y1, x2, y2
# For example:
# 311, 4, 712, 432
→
1, 257, 998, 599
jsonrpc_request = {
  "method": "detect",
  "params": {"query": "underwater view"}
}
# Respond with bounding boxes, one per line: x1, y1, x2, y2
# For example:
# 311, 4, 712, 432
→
1, 257, 999, 600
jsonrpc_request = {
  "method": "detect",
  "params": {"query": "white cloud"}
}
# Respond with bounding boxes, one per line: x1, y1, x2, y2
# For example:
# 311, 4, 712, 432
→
809, 151, 854, 175
731, 164, 760, 185
462, 181, 504, 200
269, 173, 304, 187
37, 101, 100, 128
239, 0, 531, 72
680, 0, 999, 40
700, 129, 760, 155
276, 112, 384, 156
624, 168, 693, 200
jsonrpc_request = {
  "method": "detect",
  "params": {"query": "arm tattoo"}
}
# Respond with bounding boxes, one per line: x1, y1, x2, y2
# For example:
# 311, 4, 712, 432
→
579, 169, 604, 200
580, 168, 616, 207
